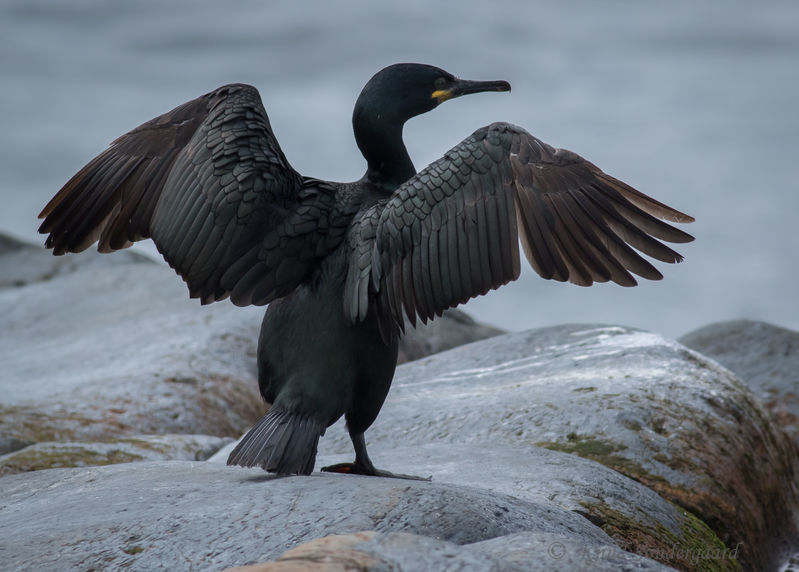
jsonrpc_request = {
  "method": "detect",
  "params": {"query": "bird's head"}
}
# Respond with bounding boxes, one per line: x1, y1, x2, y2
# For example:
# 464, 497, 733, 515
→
352, 63, 510, 188
354, 63, 511, 127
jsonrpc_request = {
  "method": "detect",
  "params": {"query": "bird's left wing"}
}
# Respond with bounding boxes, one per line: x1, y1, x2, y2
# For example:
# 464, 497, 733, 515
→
344, 122, 694, 333
38, 84, 350, 306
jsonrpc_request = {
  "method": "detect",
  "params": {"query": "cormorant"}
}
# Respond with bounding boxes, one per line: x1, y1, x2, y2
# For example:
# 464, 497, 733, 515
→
38, 63, 694, 478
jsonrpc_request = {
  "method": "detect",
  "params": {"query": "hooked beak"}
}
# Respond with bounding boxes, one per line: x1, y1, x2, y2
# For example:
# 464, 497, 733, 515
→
432, 78, 511, 103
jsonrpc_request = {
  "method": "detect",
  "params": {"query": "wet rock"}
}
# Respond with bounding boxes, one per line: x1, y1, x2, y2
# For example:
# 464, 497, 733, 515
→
0, 461, 613, 571
296, 325, 797, 571
2, 231, 794, 569
215, 437, 729, 570
227, 530, 673, 571
469, 531, 676, 571
680, 319, 799, 439
317, 444, 727, 571
0, 258, 267, 453
224, 531, 508, 571
0, 434, 231, 476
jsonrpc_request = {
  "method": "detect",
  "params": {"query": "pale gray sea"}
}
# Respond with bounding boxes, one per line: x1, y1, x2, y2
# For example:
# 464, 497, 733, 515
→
2, 0, 797, 337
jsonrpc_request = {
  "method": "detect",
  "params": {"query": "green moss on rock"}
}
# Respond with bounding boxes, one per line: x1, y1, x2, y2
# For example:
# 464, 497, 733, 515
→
0, 446, 143, 475
537, 435, 744, 571
537, 434, 627, 462
0, 405, 96, 451
579, 501, 741, 572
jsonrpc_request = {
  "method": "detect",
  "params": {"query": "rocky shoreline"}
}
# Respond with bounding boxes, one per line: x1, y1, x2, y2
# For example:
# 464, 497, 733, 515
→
1, 232, 797, 571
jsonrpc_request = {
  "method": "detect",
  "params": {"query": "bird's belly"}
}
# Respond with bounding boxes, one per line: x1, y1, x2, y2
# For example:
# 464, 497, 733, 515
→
256, 278, 391, 426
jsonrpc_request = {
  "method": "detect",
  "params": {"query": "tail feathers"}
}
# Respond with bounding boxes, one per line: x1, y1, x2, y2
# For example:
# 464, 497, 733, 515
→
227, 407, 326, 476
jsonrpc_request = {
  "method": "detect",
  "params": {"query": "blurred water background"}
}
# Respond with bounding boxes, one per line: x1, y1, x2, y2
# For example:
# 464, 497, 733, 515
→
1, 0, 797, 338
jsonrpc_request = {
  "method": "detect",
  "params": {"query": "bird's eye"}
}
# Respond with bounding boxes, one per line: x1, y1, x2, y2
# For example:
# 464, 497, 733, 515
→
434, 77, 447, 90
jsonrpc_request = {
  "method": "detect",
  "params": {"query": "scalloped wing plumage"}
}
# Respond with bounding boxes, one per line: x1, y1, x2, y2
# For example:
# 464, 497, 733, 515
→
39, 84, 349, 306
357, 122, 693, 332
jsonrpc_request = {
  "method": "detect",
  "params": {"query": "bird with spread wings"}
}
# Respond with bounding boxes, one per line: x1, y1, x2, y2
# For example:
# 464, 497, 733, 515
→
39, 64, 693, 477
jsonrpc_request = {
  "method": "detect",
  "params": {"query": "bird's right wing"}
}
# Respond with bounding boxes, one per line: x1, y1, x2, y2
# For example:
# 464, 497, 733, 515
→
39, 84, 349, 306
345, 122, 694, 333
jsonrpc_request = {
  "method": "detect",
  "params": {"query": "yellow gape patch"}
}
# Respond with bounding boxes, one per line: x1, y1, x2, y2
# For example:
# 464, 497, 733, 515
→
431, 89, 454, 103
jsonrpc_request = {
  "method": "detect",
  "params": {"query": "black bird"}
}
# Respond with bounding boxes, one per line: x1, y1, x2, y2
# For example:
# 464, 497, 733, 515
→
38, 63, 694, 478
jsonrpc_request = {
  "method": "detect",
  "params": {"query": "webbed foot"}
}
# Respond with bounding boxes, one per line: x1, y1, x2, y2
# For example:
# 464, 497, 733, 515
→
322, 432, 430, 480
321, 461, 430, 481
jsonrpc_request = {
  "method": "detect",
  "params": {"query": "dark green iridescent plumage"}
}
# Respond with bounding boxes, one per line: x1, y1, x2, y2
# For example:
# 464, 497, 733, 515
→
38, 64, 693, 477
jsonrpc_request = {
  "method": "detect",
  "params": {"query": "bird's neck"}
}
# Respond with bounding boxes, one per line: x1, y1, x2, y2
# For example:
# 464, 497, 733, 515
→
353, 112, 416, 191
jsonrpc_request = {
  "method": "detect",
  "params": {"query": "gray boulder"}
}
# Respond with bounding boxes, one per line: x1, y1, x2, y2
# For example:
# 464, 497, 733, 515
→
680, 319, 799, 439
0, 256, 267, 453
0, 461, 616, 571
294, 325, 796, 571
212, 442, 726, 571
225, 530, 673, 571
3, 231, 796, 570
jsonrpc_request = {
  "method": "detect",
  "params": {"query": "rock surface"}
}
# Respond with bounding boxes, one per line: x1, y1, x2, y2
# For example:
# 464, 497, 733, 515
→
0, 434, 231, 476
680, 319, 799, 440
235, 443, 728, 571
2, 232, 798, 570
0, 461, 617, 571
0, 255, 266, 452
225, 530, 674, 571
297, 325, 796, 570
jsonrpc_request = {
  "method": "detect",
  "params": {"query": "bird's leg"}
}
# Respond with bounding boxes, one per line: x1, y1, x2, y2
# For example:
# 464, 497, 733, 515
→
321, 433, 430, 481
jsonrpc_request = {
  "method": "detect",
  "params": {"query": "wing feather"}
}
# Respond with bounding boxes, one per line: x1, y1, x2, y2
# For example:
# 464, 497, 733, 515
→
39, 84, 351, 306
542, 192, 600, 286
561, 191, 637, 286
455, 190, 474, 299
350, 122, 693, 331
428, 226, 445, 312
